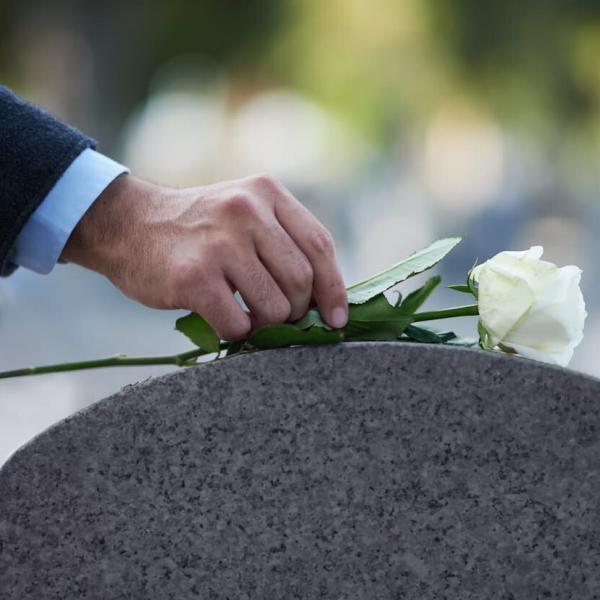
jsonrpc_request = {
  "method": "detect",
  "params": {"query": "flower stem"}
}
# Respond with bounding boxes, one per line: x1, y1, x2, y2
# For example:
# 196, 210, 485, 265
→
412, 303, 479, 322
0, 305, 480, 380
0, 345, 230, 380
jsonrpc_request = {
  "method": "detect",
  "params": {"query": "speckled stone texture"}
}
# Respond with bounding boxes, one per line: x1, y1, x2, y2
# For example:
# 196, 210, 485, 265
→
1, 343, 600, 599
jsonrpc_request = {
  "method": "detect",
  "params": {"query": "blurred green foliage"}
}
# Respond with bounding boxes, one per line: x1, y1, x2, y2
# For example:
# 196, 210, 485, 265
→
1, 0, 599, 146
432, 0, 600, 122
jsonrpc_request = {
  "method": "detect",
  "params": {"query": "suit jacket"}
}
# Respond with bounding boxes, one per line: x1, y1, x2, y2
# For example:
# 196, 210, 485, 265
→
0, 86, 94, 276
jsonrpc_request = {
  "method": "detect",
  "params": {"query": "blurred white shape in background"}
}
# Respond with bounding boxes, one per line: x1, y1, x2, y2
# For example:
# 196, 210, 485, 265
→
123, 89, 228, 185
122, 64, 369, 189
354, 179, 433, 279
514, 215, 590, 269
229, 90, 369, 185
423, 103, 505, 213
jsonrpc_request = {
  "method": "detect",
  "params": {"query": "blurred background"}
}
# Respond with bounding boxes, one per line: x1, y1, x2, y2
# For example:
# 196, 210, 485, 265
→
1, 0, 600, 464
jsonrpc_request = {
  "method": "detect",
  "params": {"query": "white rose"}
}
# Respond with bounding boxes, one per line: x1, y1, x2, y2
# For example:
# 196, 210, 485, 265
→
471, 246, 586, 367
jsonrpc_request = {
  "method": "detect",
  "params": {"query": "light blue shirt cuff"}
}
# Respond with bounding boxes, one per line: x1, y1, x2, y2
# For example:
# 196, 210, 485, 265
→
11, 148, 129, 274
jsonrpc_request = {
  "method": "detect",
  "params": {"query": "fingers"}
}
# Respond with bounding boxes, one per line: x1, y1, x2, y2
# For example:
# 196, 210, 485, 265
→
253, 221, 313, 321
271, 189, 347, 329
187, 276, 252, 341
226, 257, 292, 328
170, 174, 345, 341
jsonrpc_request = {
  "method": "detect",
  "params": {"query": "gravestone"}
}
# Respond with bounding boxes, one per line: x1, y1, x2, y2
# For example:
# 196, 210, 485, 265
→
1, 342, 600, 599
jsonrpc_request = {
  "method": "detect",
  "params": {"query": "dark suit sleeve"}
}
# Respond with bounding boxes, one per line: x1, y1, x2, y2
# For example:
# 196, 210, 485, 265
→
0, 85, 96, 276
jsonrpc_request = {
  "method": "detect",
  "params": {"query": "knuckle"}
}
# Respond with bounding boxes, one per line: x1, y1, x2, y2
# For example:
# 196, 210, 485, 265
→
289, 258, 314, 291
221, 192, 258, 218
250, 172, 280, 192
308, 227, 335, 255
245, 263, 271, 303
266, 297, 292, 324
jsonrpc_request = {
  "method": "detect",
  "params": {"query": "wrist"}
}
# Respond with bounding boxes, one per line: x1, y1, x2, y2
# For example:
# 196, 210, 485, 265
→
61, 174, 150, 276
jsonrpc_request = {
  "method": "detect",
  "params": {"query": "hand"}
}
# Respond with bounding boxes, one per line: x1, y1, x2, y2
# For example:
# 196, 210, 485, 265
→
61, 173, 348, 340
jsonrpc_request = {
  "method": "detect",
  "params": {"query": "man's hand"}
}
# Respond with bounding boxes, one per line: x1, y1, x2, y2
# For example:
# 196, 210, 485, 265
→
61, 173, 348, 340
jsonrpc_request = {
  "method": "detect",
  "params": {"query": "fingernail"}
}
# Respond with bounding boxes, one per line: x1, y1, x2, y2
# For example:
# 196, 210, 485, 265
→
330, 306, 348, 329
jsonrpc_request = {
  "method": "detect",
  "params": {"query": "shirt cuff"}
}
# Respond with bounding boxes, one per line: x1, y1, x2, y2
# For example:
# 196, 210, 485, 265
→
11, 148, 129, 274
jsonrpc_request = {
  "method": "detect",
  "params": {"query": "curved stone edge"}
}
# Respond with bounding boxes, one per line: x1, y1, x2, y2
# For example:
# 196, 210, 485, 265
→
2, 341, 598, 473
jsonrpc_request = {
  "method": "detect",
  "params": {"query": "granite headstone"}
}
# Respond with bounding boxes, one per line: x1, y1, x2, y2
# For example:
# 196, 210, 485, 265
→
1, 342, 600, 599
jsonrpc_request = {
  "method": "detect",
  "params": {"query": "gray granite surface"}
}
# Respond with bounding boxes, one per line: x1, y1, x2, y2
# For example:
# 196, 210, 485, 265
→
1, 342, 600, 599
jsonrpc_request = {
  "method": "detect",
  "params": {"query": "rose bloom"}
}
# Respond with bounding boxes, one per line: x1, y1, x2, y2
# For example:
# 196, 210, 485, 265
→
471, 246, 586, 367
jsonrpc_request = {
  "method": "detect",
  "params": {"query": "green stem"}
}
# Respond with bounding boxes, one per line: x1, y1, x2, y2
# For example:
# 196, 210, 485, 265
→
0, 304, 480, 380
0, 344, 230, 380
412, 303, 479, 322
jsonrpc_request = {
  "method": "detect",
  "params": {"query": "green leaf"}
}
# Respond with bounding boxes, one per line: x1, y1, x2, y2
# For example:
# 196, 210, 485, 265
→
175, 313, 220, 353
348, 294, 403, 322
447, 284, 472, 294
346, 237, 462, 304
465, 260, 480, 299
293, 308, 332, 330
402, 324, 478, 347
225, 340, 246, 357
399, 275, 441, 315
250, 324, 343, 349
404, 324, 457, 344
467, 271, 479, 299
345, 294, 412, 339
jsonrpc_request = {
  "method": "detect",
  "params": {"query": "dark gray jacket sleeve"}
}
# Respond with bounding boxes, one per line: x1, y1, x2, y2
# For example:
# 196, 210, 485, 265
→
0, 85, 95, 276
